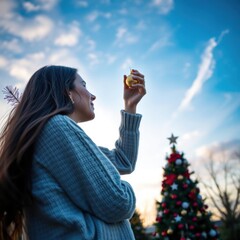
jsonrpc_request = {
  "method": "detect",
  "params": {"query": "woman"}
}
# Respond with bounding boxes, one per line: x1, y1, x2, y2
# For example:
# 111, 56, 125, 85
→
0, 65, 146, 239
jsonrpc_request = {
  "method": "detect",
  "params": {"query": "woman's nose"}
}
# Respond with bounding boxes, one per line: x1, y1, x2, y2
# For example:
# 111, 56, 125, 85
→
91, 94, 96, 101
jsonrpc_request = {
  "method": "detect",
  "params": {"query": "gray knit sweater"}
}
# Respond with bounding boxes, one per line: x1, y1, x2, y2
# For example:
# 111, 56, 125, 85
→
25, 110, 142, 239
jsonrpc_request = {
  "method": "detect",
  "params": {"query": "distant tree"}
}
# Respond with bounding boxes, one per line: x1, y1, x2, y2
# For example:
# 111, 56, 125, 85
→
201, 149, 240, 240
130, 210, 150, 240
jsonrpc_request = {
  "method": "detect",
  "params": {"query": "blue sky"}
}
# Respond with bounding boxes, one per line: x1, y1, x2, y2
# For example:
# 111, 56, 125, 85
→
0, 0, 240, 225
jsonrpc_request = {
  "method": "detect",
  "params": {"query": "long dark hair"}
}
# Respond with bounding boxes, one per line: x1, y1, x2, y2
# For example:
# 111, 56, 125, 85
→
0, 65, 77, 239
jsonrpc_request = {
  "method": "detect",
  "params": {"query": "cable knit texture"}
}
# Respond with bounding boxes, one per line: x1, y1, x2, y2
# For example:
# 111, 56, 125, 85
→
25, 110, 142, 240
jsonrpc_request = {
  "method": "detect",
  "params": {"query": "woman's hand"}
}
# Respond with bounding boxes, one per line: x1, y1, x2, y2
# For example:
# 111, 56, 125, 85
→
123, 69, 146, 114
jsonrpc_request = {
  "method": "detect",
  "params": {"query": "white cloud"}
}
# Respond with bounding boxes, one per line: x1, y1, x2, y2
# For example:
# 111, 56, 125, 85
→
54, 24, 81, 47
103, 12, 111, 19
21, 15, 53, 41
10, 65, 32, 84
0, 15, 53, 41
106, 54, 117, 65
29, 52, 46, 61
151, 0, 174, 14
92, 24, 101, 32
8, 52, 45, 84
86, 39, 96, 51
116, 27, 127, 40
1, 49, 87, 87
147, 25, 173, 53
0, 56, 9, 68
217, 29, 229, 44
196, 139, 240, 161
136, 20, 147, 30
76, 0, 88, 7
87, 53, 100, 66
0, 0, 16, 19
118, 8, 128, 15
115, 26, 138, 46
0, 39, 22, 53
100, 0, 111, 4
47, 49, 88, 78
121, 58, 133, 71
23, 0, 58, 12
182, 130, 201, 141
125, 34, 138, 44
178, 38, 217, 111
86, 11, 99, 22
86, 10, 111, 22
149, 34, 172, 52
23, 2, 40, 11
0, 0, 54, 42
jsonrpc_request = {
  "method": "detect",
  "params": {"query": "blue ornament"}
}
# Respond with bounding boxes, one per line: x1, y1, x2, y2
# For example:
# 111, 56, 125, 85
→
202, 232, 207, 238
198, 194, 202, 200
182, 202, 189, 209
175, 159, 182, 165
209, 229, 217, 237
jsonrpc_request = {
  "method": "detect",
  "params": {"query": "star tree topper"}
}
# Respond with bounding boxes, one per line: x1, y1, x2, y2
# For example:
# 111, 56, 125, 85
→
167, 134, 178, 145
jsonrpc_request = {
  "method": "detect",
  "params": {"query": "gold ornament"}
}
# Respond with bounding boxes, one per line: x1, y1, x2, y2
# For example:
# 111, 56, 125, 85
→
197, 211, 202, 217
181, 210, 187, 215
167, 228, 173, 234
178, 175, 184, 180
126, 71, 138, 87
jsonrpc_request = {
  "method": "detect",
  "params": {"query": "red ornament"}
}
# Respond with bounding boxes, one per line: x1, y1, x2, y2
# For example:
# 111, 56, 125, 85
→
178, 224, 184, 229
193, 202, 198, 207
171, 194, 177, 199
189, 225, 195, 230
195, 232, 201, 237
192, 217, 197, 221
164, 173, 177, 185
152, 232, 157, 237
204, 204, 209, 209
162, 202, 167, 208
173, 213, 178, 217
201, 207, 205, 212
161, 231, 167, 236
156, 216, 161, 222
183, 170, 190, 178
168, 153, 181, 163
176, 201, 182, 206
188, 192, 196, 199
163, 209, 169, 214
183, 183, 188, 188
180, 238, 186, 240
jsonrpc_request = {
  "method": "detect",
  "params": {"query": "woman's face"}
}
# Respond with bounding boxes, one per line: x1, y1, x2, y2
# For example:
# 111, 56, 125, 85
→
68, 74, 96, 123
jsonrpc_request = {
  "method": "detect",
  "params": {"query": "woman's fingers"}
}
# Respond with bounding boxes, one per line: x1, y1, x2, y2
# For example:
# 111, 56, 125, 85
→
131, 70, 145, 86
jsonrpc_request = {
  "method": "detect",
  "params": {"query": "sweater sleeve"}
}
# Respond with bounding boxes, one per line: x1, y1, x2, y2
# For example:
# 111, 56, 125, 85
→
34, 115, 136, 224
99, 110, 142, 175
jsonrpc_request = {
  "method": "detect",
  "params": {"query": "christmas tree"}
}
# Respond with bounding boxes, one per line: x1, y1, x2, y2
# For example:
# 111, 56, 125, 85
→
153, 134, 220, 240
130, 210, 150, 240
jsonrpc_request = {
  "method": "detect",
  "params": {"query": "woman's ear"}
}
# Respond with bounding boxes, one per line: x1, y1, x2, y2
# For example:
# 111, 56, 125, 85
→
68, 92, 74, 104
